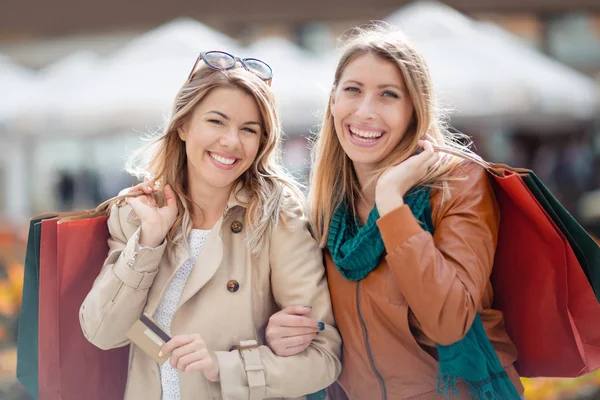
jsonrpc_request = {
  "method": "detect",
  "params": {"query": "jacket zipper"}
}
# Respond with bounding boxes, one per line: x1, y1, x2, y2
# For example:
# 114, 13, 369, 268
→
356, 281, 387, 400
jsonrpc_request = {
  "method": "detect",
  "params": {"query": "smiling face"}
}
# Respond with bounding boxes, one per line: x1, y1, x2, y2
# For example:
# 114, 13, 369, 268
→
179, 86, 262, 191
331, 52, 415, 174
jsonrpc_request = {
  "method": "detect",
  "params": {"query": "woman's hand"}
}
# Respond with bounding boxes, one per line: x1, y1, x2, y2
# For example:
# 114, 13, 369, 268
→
375, 139, 439, 217
161, 334, 220, 382
265, 305, 323, 357
125, 182, 178, 248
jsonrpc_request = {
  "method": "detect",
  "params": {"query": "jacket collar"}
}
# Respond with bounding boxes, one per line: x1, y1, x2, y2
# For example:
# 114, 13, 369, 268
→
126, 182, 251, 235
225, 181, 251, 212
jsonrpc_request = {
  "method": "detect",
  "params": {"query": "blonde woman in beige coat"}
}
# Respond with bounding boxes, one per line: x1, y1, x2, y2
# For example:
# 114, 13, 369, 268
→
79, 51, 342, 400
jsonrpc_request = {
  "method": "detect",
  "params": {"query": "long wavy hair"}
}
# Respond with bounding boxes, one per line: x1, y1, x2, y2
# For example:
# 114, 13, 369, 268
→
126, 64, 303, 256
309, 23, 472, 247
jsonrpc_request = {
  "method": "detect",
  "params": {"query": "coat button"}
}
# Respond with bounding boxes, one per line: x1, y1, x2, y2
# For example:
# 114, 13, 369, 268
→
227, 280, 240, 293
230, 221, 243, 233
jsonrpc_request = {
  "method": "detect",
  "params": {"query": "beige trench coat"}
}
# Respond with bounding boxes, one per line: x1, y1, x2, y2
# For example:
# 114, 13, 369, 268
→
79, 188, 342, 400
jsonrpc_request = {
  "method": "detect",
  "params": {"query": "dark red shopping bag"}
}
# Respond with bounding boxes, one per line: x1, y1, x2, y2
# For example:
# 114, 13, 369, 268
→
37, 197, 131, 399
38, 219, 60, 400
437, 146, 600, 378
490, 168, 600, 378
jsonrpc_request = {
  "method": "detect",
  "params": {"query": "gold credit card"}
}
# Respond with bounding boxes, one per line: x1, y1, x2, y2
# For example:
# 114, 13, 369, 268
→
126, 314, 171, 365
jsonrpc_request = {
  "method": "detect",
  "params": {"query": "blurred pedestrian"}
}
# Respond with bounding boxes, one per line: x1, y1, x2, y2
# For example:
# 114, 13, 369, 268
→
55, 171, 75, 211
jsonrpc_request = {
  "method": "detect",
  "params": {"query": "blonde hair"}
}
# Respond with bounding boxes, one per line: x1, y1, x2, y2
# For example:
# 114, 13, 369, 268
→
126, 64, 303, 256
309, 23, 470, 247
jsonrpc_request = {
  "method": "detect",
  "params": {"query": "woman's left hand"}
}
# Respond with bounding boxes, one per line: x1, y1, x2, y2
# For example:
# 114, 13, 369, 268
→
375, 138, 439, 217
161, 334, 220, 382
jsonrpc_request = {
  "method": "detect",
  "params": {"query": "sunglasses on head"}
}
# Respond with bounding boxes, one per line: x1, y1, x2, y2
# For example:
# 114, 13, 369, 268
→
187, 51, 273, 85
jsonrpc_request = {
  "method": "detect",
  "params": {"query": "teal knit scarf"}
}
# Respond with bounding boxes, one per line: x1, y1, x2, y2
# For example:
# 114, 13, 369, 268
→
327, 188, 521, 400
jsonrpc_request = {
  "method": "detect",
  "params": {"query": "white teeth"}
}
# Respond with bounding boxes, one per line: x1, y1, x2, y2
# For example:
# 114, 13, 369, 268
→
209, 152, 236, 165
349, 127, 384, 139
353, 135, 377, 143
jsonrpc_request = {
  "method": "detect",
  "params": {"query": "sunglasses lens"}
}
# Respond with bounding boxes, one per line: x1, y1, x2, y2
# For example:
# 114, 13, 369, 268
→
204, 51, 235, 69
244, 59, 273, 81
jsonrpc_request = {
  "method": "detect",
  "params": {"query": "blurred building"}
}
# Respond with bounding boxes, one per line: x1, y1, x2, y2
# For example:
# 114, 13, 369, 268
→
0, 0, 599, 227
1, 0, 600, 75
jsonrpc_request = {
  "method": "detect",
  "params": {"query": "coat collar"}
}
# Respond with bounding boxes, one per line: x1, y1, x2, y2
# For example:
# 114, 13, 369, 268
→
126, 182, 251, 226
225, 182, 251, 212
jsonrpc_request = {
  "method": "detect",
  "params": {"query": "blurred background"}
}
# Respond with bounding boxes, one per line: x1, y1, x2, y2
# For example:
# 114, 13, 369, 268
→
0, 0, 599, 398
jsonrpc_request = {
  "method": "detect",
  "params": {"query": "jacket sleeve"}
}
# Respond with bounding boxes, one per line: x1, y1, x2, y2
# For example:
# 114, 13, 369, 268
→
376, 164, 500, 346
214, 195, 342, 400
79, 204, 166, 350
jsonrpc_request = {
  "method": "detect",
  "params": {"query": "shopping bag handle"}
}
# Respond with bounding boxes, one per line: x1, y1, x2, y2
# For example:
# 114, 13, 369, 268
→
62, 190, 147, 222
34, 190, 145, 222
432, 145, 530, 177
95, 190, 145, 214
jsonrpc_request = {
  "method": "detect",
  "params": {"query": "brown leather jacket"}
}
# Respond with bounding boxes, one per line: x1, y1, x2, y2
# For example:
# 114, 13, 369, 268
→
326, 163, 524, 400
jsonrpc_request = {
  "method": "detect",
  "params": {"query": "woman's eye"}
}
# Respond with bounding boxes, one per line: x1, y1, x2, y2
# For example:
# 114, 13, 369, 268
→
208, 119, 224, 125
383, 91, 399, 99
243, 127, 258, 134
344, 86, 360, 93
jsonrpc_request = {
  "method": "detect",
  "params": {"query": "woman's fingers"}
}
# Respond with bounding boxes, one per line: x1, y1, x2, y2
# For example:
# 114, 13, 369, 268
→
270, 325, 321, 338
417, 139, 434, 153
412, 140, 439, 176
282, 332, 318, 347
266, 315, 320, 347
271, 332, 317, 357
272, 313, 320, 329
140, 181, 159, 194
163, 184, 178, 211
183, 358, 213, 373
126, 195, 145, 212
266, 306, 323, 356
147, 194, 158, 208
127, 194, 152, 209
175, 347, 209, 371
416, 140, 435, 162
425, 133, 439, 145
120, 181, 158, 196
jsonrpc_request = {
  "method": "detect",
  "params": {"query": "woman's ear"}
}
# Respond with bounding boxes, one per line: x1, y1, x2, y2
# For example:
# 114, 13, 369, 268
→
177, 127, 186, 142
329, 86, 336, 117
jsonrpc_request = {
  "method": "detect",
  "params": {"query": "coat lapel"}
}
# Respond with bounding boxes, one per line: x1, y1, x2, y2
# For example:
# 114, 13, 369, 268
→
178, 216, 224, 308
176, 183, 250, 309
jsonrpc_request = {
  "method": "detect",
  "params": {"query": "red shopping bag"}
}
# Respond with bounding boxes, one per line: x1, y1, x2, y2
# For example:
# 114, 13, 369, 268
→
37, 197, 131, 399
437, 146, 600, 378
490, 168, 600, 377
38, 219, 60, 400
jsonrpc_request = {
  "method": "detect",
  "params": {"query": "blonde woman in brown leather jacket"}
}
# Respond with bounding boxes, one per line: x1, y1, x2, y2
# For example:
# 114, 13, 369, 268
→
264, 25, 524, 400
